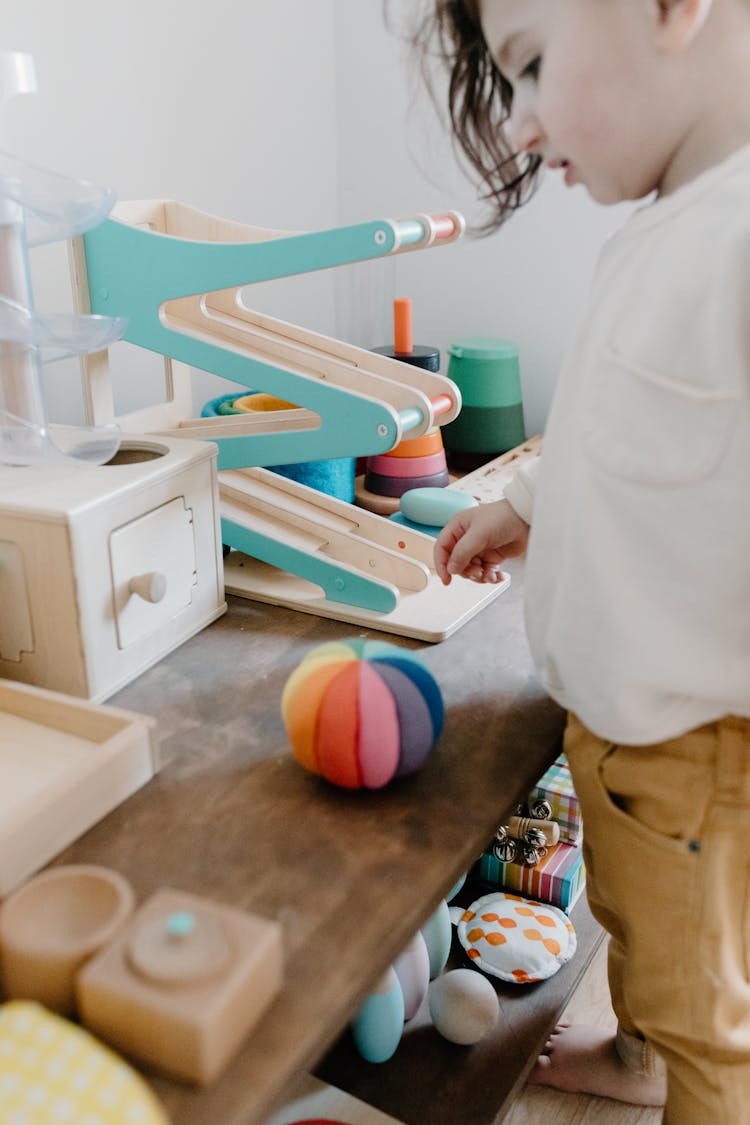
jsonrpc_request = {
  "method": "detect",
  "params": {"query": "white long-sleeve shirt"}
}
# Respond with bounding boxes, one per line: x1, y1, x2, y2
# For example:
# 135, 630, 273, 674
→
505, 142, 750, 744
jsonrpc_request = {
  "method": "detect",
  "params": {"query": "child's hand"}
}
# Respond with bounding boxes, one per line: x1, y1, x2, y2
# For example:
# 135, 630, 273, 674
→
434, 499, 530, 586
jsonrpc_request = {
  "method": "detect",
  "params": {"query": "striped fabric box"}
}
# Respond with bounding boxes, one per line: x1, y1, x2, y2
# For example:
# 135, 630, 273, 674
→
476, 839, 586, 915
528, 752, 582, 844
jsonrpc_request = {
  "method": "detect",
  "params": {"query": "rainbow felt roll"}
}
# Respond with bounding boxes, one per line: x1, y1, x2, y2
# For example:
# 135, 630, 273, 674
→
201, 393, 355, 502
281, 640, 444, 789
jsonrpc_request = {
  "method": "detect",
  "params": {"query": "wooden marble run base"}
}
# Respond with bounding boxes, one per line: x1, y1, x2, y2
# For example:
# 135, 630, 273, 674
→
223, 555, 509, 643
223, 439, 541, 642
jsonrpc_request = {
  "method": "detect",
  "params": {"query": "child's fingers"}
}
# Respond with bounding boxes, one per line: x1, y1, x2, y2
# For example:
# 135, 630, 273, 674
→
446, 532, 488, 577
434, 524, 461, 585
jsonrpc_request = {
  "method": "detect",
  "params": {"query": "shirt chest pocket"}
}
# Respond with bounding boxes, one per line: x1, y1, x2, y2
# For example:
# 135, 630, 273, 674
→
580, 348, 738, 486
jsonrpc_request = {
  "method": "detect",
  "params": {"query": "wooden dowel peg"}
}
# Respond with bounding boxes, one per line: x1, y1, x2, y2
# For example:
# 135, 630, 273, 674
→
393, 298, 412, 355
507, 815, 560, 846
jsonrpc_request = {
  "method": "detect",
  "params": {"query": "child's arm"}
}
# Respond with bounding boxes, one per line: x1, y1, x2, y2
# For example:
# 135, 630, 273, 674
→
434, 457, 540, 586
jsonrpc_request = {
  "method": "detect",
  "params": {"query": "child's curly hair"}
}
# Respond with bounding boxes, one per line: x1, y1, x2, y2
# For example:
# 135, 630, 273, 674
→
411, 0, 542, 233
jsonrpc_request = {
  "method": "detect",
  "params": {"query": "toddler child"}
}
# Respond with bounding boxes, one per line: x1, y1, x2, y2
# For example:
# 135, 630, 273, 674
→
415, 2, 750, 1121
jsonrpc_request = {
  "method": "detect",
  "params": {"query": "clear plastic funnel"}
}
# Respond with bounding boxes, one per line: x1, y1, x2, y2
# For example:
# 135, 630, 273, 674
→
0, 407, 121, 466
0, 150, 116, 247
0, 99, 125, 466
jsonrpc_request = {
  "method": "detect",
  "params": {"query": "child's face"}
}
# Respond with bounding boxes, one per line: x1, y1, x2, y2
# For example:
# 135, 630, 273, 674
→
479, 0, 679, 204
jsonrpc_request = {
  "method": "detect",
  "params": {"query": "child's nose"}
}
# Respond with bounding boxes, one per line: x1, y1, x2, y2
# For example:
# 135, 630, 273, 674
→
508, 97, 542, 157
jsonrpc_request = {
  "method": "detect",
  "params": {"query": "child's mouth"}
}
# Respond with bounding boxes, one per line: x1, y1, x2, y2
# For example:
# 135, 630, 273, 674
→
562, 162, 576, 187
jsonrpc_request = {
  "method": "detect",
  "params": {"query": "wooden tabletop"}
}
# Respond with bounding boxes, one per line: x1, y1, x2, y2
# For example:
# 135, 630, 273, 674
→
56, 559, 566, 1124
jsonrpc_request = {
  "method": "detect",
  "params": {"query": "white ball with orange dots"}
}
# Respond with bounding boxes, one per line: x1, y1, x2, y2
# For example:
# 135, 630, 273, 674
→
428, 968, 499, 1045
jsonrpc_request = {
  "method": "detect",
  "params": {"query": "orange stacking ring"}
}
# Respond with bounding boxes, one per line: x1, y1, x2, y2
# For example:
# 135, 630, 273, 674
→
381, 429, 444, 459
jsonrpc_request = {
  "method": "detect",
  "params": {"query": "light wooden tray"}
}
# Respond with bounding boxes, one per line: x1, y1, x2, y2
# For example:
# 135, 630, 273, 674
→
0, 679, 156, 897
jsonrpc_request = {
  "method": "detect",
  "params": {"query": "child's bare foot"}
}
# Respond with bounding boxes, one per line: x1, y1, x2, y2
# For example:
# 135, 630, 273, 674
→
527, 1024, 667, 1106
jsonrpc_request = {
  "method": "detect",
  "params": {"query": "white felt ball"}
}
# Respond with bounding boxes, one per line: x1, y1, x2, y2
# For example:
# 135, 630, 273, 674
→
428, 968, 499, 1045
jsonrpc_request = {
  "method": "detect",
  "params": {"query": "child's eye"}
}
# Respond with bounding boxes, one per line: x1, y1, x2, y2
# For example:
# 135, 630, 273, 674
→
519, 56, 541, 81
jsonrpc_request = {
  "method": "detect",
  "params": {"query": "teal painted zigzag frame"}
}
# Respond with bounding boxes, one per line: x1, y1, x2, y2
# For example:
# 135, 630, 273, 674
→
76, 200, 464, 614
81, 201, 463, 470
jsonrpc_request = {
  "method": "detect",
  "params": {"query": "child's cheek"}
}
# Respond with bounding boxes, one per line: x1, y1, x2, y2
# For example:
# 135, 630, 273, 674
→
552, 93, 611, 156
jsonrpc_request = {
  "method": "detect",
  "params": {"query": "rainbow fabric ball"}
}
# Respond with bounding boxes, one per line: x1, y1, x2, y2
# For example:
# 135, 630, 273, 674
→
281, 640, 444, 789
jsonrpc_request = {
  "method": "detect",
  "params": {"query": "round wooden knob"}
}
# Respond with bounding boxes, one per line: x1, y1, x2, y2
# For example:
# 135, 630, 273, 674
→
126, 909, 230, 985
128, 571, 167, 603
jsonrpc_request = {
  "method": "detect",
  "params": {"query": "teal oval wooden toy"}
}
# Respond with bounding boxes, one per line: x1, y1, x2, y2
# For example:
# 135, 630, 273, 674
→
350, 966, 405, 1062
281, 639, 444, 789
400, 486, 478, 529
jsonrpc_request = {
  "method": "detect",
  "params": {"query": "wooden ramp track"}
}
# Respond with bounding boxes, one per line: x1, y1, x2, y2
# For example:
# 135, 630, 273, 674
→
157, 295, 459, 469
219, 467, 509, 643
77, 199, 464, 469
73, 198, 511, 638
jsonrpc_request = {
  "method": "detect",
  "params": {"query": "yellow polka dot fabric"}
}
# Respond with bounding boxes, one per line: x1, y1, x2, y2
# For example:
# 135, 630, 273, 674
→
0, 1001, 169, 1124
457, 892, 577, 983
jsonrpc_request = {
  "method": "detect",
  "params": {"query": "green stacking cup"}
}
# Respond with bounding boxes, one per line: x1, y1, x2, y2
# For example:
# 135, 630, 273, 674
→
442, 338, 525, 461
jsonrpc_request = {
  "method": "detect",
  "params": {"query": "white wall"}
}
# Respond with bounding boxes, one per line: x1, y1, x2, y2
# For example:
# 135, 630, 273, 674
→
2, 0, 341, 423
334, 1, 634, 437
2, 1, 632, 437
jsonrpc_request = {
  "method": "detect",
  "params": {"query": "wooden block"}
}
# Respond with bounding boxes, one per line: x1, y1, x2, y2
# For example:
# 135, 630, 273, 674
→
76, 887, 284, 1086
0, 864, 136, 1013
0, 435, 226, 701
0, 680, 156, 897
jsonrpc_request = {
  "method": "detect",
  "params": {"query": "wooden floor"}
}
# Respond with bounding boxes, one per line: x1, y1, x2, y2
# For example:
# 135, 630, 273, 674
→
501, 941, 662, 1125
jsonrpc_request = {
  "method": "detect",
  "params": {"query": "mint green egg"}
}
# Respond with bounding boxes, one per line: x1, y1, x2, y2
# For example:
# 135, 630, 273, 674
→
400, 487, 478, 528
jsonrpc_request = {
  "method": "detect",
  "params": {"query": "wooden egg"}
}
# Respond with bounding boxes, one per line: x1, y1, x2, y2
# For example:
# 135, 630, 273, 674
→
393, 931, 431, 1021
428, 968, 499, 1045
350, 966, 405, 1063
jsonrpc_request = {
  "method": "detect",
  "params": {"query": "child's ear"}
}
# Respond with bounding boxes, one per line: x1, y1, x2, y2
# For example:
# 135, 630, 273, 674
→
654, 0, 713, 52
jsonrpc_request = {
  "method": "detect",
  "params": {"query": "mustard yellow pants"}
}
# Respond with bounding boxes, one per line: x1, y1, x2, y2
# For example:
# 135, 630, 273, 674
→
564, 712, 750, 1124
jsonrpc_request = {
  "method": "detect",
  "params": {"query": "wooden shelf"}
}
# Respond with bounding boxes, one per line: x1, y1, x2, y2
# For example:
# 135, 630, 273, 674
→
39, 558, 571, 1124
317, 893, 603, 1125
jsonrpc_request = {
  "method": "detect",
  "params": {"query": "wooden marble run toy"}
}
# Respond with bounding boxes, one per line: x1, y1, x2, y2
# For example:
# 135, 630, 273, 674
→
76, 201, 463, 464
73, 201, 509, 639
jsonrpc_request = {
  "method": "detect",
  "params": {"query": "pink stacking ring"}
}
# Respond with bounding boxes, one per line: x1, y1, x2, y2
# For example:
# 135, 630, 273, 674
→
366, 451, 448, 479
